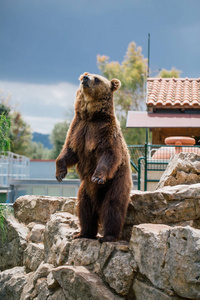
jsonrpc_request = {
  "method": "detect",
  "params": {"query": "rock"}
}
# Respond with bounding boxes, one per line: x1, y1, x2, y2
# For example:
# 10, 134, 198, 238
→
132, 279, 182, 300
157, 152, 200, 189
130, 224, 200, 299
23, 242, 44, 271
93, 242, 119, 274
20, 262, 54, 300
0, 266, 27, 300
165, 226, 200, 299
128, 183, 200, 229
103, 250, 137, 296
130, 224, 171, 292
44, 212, 79, 266
13, 195, 67, 224
0, 214, 28, 271
48, 288, 66, 300
28, 223, 45, 243
47, 271, 59, 289
34, 277, 50, 300
61, 198, 77, 215
52, 265, 123, 300
68, 238, 101, 267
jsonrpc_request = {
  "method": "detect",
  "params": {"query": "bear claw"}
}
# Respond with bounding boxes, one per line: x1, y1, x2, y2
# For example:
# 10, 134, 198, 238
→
56, 172, 66, 182
91, 176, 105, 184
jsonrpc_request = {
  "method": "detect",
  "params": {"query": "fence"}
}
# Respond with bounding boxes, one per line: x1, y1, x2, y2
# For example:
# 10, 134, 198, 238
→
128, 144, 200, 191
0, 152, 30, 187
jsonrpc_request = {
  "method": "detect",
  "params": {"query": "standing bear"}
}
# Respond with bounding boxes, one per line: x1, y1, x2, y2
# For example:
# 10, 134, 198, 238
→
56, 72, 132, 242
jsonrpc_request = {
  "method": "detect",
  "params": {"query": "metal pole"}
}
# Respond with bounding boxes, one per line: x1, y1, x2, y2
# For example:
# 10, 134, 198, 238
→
144, 143, 148, 191
147, 33, 150, 77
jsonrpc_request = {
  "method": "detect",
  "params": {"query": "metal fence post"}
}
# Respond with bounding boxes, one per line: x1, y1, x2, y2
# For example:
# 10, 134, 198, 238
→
144, 143, 148, 191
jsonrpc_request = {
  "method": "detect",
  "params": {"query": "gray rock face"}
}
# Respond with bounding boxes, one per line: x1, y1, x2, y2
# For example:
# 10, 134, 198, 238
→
130, 224, 200, 299
127, 183, 200, 230
23, 242, 44, 271
0, 267, 27, 300
157, 152, 200, 189
44, 212, 79, 266
13, 195, 67, 224
52, 265, 123, 300
1, 191, 200, 299
0, 214, 28, 271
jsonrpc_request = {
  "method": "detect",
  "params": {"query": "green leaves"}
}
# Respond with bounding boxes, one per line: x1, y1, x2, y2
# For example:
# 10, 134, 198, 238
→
0, 113, 11, 153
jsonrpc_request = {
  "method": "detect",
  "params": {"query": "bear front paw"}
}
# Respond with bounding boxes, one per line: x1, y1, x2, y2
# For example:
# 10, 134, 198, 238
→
91, 175, 105, 185
56, 171, 67, 182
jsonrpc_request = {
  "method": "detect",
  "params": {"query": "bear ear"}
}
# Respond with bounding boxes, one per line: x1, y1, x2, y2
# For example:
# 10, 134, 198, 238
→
79, 72, 90, 81
111, 78, 121, 91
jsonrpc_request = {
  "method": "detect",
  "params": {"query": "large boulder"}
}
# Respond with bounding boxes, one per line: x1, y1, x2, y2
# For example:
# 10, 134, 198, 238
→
157, 152, 200, 189
13, 195, 70, 224
0, 213, 28, 271
125, 183, 200, 233
130, 224, 200, 299
44, 212, 79, 266
0, 267, 27, 300
52, 265, 123, 300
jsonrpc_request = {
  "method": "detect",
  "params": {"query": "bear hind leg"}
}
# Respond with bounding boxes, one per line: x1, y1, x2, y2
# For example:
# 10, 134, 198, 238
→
74, 183, 99, 240
99, 199, 125, 243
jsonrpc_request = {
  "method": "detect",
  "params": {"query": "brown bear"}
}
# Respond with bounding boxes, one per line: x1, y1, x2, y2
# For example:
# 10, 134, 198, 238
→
56, 72, 132, 242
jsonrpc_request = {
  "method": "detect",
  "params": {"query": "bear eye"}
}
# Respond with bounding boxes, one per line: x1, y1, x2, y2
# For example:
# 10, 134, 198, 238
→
95, 77, 100, 84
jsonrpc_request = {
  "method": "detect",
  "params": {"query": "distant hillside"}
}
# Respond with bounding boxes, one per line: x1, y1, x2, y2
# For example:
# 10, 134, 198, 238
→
32, 132, 53, 149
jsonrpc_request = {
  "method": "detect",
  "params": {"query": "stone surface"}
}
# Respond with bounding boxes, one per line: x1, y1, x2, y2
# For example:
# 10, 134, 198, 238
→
130, 224, 200, 299
103, 250, 136, 296
28, 223, 45, 243
20, 262, 54, 300
0, 267, 27, 300
68, 238, 101, 267
127, 183, 200, 229
13, 195, 67, 224
1, 190, 200, 299
132, 279, 182, 300
166, 226, 200, 299
61, 198, 77, 215
48, 288, 66, 300
157, 152, 200, 189
44, 212, 79, 266
0, 214, 28, 271
52, 265, 123, 300
23, 242, 44, 271
130, 224, 171, 292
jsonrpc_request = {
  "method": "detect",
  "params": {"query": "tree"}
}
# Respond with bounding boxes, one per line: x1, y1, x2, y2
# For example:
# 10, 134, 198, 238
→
10, 111, 32, 156
49, 121, 69, 159
27, 142, 51, 159
157, 67, 181, 78
0, 113, 11, 153
97, 42, 147, 118
97, 41, 147, 144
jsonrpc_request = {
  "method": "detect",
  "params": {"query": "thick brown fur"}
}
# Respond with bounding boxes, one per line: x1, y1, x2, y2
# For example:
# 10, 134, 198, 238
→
56, 72, 132, 242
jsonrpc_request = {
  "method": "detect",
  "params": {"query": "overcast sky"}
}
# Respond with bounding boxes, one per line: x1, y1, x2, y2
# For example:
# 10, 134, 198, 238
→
1, 0, 200, 133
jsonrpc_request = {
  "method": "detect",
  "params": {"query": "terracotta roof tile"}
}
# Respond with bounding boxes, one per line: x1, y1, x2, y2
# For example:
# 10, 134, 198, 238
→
147, 78, 200, 108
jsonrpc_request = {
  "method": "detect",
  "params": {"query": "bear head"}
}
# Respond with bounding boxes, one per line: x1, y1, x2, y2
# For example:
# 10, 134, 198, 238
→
79, 72, 121, 101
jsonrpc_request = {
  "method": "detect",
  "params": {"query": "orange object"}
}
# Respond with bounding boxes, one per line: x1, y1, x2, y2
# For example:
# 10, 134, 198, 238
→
152, 136, 200, 159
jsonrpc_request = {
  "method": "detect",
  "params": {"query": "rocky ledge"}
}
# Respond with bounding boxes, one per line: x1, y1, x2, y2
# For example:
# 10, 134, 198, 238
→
1, 153, 200, 299
0, 188, 200, 299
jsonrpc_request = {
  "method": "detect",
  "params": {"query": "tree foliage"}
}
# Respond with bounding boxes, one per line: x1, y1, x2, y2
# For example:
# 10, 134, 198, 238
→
97, 42, 147, 118
49, 121, 69, 159
0, 113, 11, 153
157, 67, 181, 78
97, 41, 147, 144
27, 142, 51, 159
10, 111, 32, 156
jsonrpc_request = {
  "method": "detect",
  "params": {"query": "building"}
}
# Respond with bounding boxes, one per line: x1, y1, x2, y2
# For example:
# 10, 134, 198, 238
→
127, 77, 200, 144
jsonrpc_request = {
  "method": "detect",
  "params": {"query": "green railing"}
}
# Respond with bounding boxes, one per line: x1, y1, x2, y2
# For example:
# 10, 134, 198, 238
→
128, 144, 200, 191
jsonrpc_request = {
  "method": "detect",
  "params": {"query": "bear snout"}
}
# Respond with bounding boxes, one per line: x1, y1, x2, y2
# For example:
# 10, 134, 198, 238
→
82, 75, 90, 87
